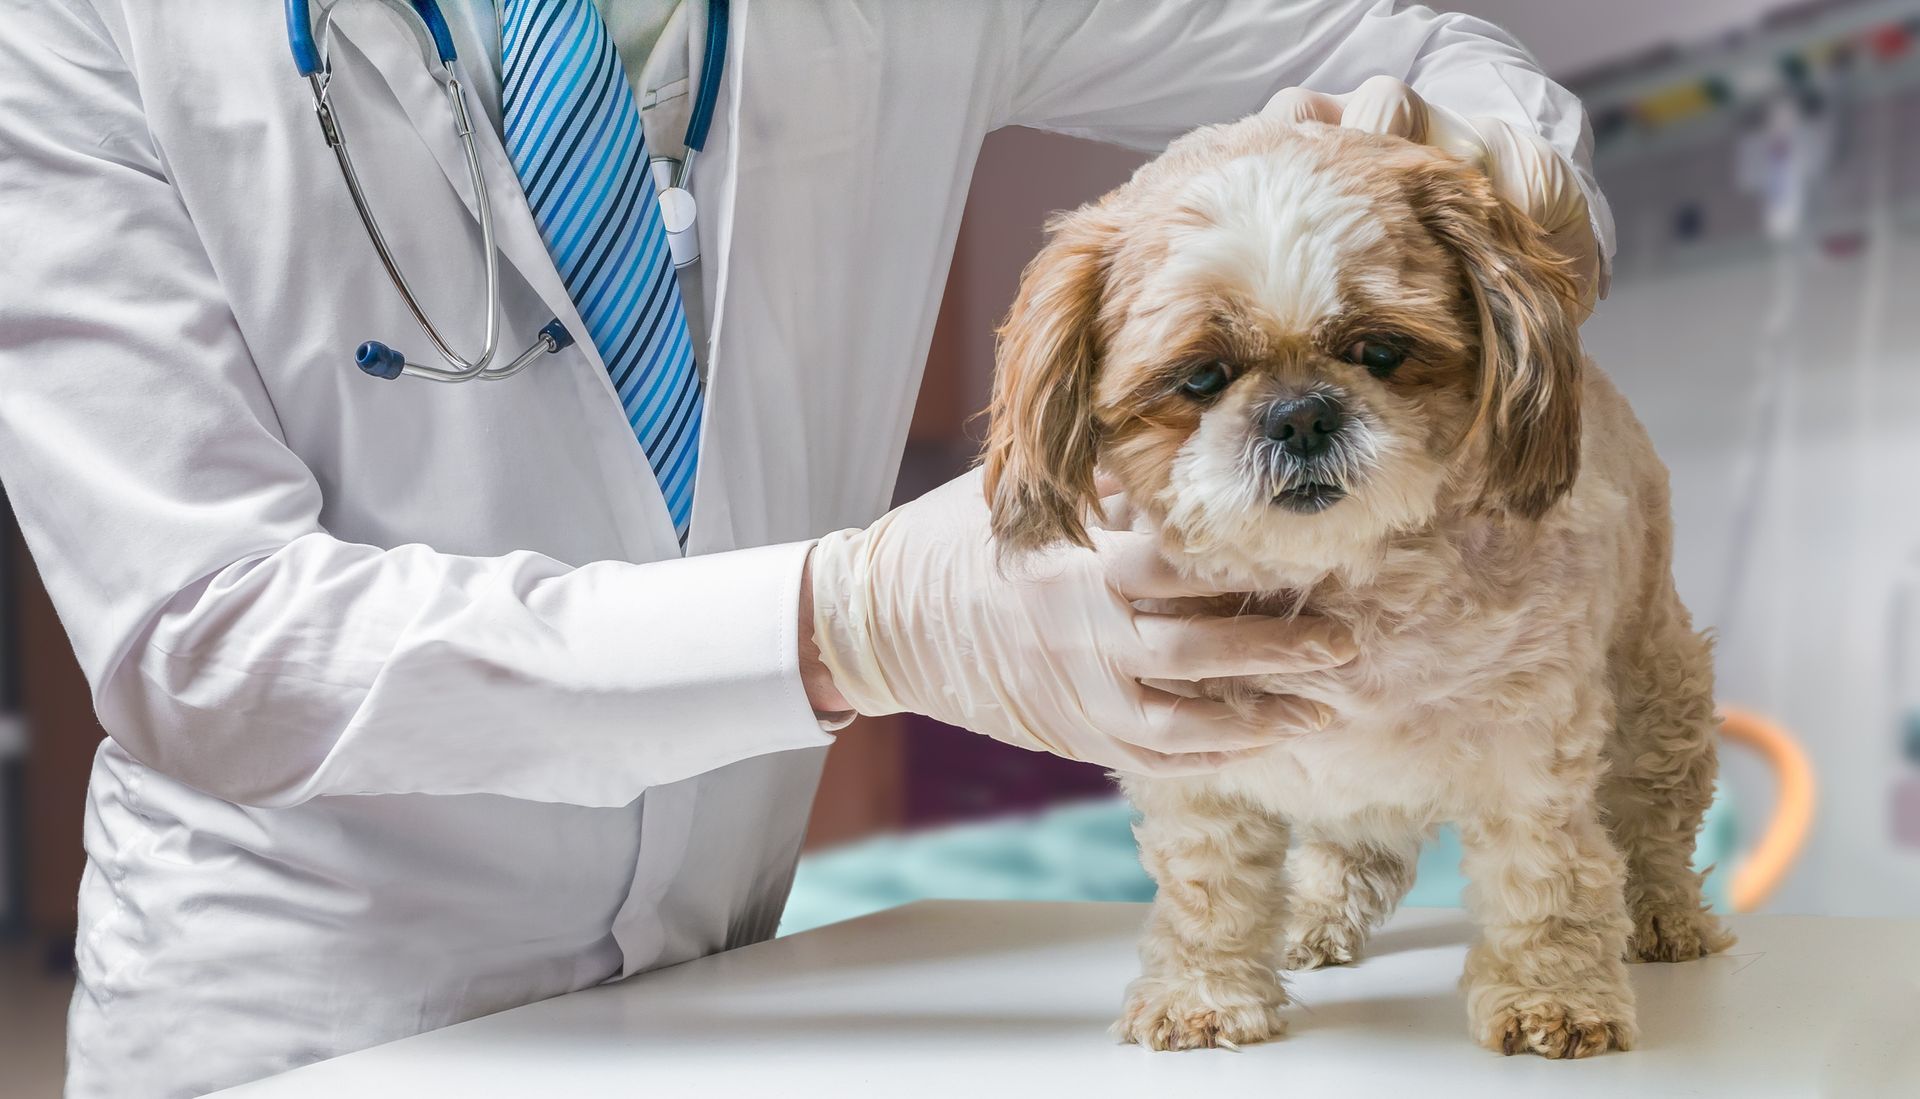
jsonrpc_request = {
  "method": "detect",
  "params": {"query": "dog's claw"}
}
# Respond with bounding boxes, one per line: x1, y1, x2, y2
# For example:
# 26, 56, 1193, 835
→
1629, 908, 1735, 963
1483, 1002, 1634, 1059
1117, 976, 1288, 1052
1281, 908, 1367, 971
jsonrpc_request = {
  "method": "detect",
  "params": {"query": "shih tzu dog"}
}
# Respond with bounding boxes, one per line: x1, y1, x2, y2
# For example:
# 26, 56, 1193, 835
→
982, 116, 1731, 1058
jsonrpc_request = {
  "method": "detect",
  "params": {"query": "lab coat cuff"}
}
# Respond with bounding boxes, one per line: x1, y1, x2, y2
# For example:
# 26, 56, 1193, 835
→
742, 538, 840, 737
643, 540, 839, 769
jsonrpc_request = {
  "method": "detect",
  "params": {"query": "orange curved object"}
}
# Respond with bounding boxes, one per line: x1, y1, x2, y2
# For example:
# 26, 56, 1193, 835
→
1716, 706, 1816, 912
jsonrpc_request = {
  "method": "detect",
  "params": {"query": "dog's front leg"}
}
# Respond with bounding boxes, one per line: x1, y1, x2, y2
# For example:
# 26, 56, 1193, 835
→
1281, 825, 1421, 970
1459, 798, 1637, 1058
1115, 778, 1291, 1051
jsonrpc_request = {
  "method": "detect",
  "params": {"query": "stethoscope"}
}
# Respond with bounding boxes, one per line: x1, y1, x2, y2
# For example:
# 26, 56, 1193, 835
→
284, 0, 729, 382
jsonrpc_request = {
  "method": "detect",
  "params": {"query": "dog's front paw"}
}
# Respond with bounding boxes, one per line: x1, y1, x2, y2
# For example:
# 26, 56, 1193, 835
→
1471, 990, 1636, 1059
1116, 970, 1287, 1051
1629, 906, 1734, 963
1280, 914, 1362, 970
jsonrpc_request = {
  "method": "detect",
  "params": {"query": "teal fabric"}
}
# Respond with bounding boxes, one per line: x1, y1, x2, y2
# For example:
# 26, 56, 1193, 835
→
779, 788, 1738, 936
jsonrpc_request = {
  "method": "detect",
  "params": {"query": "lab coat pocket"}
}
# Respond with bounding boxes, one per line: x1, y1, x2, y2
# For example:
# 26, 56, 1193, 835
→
637, 0, 695, 161
641, 86, 694, 165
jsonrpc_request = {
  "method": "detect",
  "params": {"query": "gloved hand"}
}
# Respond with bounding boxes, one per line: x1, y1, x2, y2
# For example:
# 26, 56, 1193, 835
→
807, 470, 1352, 776
1265, 75, 1602, 315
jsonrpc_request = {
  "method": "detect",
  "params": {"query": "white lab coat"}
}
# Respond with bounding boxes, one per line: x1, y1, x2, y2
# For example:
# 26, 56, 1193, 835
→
0, 1, 1609, 1094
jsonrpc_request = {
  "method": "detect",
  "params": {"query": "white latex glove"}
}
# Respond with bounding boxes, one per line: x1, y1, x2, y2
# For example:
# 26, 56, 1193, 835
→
808, 471, 1351, 776
1265, 75, 1602, 315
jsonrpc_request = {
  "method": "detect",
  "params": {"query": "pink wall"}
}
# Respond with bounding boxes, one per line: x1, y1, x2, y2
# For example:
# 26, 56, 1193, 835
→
933, 128, 1149, 425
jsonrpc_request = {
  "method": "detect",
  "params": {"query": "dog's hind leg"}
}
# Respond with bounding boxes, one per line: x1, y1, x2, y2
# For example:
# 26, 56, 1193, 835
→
1602, 606, 1735, 962
1115, 778, 1292, 1051
1280, 823, 1420, 970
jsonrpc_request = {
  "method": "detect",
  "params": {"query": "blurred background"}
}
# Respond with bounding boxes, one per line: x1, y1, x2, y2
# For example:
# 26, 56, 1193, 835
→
6, 0, 1920, 1090
790, 0, 1920, 932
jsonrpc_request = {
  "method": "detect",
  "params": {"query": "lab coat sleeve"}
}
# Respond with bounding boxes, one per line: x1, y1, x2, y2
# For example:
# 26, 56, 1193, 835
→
0, 2, 831, 809
996, 0, 1615, 284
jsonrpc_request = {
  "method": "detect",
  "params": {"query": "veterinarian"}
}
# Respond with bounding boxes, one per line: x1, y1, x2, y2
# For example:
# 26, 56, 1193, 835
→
0, 2, 1610, 1094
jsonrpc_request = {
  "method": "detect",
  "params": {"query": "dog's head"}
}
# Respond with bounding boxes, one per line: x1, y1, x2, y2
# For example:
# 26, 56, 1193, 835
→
983, 119, 1585, 583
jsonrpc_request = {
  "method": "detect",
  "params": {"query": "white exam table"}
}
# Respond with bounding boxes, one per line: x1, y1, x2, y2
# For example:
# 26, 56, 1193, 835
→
215, 900, 1920, 1097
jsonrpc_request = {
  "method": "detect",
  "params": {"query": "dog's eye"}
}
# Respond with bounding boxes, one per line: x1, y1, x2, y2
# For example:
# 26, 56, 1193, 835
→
1343, 339, 1406, 377
1180, 361, 1233, 399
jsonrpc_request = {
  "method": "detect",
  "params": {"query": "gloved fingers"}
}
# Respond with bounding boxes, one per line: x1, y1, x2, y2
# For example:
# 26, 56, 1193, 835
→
1398, 94, 1494, 173
1139, 676, 1204, 698
1554, 225, 1602, 318
998, 710, 1261, 776
1090, 488, 1128, 530
1114, 746, 1267, 778
1469, 117, 1590, 232
1138, 595, 1245, 616
1335, 75, 1430, 141
1137, 675, 1340, 711
1262, 86, 1344, 125
1465, 116, 1601, 313
1128, 689, 1333, 755
1097, 530, 1224, 600
1265, 79, 1599, 313
1131, 611, 1355, 679
1466, 117, 1605, 311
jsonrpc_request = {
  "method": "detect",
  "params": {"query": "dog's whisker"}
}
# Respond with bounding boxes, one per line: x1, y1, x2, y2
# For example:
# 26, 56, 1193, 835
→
1238, 415, 1384, 504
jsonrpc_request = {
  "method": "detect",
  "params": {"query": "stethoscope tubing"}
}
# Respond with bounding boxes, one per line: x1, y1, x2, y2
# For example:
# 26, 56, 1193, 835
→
290, 0, 723, 383
311, 64, 522, 381
295, 0, 558, 381
667, 0, 728, 198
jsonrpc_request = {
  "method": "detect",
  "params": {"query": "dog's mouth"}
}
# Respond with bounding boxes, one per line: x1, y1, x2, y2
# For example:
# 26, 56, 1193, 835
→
1273, 482, 1347, 514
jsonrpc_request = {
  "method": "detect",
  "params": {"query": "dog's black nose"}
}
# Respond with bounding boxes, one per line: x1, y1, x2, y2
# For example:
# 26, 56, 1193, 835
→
1264, 393, 1345, 457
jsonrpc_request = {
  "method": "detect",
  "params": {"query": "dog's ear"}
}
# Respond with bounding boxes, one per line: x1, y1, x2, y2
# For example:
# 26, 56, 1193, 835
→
982, 204, 1117, 552
1405, 158, 1585, 520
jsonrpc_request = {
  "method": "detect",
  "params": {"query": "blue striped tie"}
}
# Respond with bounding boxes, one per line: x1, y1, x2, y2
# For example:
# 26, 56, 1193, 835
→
501, 0, 702, 544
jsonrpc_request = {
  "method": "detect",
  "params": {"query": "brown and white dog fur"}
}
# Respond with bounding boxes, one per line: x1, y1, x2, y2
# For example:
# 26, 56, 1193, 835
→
982, 117, 1732, 1058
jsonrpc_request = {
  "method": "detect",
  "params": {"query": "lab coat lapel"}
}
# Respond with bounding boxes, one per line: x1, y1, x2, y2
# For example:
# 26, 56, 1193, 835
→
685, 0, 896, 554
323, 3, 603, 384
683, 0, 748, 554
327, 2, 684, 553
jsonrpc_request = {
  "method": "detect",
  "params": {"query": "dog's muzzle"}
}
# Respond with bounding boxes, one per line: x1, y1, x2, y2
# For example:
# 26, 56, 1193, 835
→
1274, 480, 1348, 512
1260, 390, 1353, 513
1263, 392, 1344, 458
